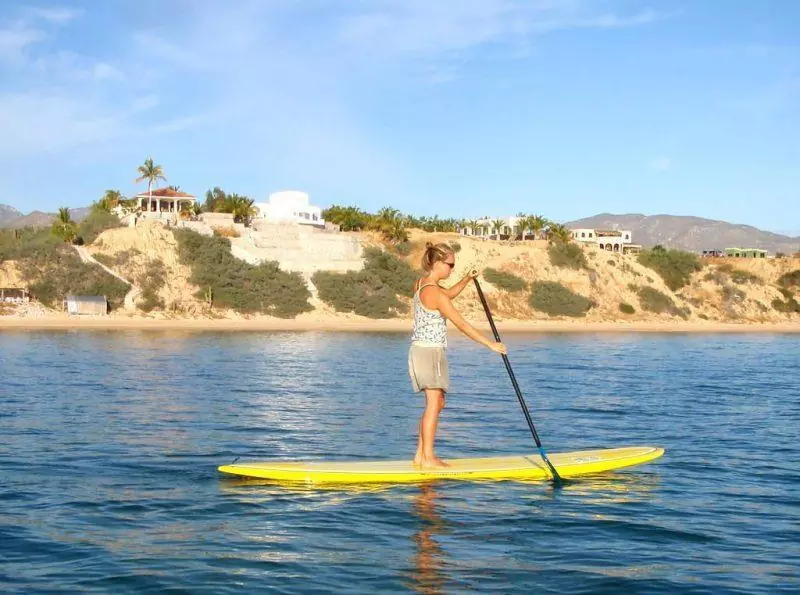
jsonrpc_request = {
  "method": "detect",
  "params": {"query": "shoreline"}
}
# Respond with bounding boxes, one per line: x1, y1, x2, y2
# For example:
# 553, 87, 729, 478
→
2, 315, 800, 333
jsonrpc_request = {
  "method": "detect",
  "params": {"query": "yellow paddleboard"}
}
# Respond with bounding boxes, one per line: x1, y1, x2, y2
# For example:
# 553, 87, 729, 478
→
218, 446, 664, 484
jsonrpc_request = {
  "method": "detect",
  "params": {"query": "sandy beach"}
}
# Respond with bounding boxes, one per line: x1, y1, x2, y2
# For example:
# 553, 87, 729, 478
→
2, 313, 799, 333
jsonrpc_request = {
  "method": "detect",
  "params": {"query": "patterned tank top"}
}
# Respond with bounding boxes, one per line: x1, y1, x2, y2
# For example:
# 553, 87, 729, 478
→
411, 281, 448, 347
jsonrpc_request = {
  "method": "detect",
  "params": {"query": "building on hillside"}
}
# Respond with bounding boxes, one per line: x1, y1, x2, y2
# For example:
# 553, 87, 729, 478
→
65, 295, 108, 316
570, 228, 640, 253
254, 191, 325, 228
0, 288, 29, 303
701, 249, 725, 257
133, 188, 197, 219
458, 216, 530, 239
725, 247, 768, 258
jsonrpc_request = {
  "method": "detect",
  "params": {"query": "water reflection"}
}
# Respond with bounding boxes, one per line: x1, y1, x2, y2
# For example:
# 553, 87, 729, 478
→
408, 483, 449, 595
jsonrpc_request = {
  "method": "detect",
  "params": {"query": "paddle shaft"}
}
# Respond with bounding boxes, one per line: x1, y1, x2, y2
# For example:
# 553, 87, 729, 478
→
472, 278, 563, 484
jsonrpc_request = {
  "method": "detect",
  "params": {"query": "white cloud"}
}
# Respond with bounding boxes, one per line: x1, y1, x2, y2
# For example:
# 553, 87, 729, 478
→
649, 156, 672, 172
337, 1, 674, 66
0, 0, 677, 198
93, 62, 124, 81
27, 7, 81, 24
0, 21, 44, 62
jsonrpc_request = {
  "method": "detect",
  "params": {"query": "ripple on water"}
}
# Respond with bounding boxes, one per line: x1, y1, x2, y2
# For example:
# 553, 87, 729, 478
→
0, 331, 799, 593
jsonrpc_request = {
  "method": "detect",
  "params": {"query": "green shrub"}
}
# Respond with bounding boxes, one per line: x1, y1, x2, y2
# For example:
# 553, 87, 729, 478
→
173, 229, 311, 317
529, 281, 593, 317
136, 259, 167, 312
772, 297, 800, 314
716, 263, 734, 274
393, 241, 412, 256
778, 287, 793, 300
619, 302, 635, 314
483, 267, 526, 292
778, 270, 800, 289
311, 248, 418, 318
721, 285, 746, 304
547, 242, 588, 270
362, 247, 416, 298
698, 313, 709, 320
636, 286, 685, 318
607, 259, 616, 266
449, 241, 462, 253
16, 243, 129, 309
312, 270, 405, 318
0, 227, 60, 263
621, 262, 642, 277
76, 211, 122, 245
730, 269, 761, 284
638, 247, 702, 290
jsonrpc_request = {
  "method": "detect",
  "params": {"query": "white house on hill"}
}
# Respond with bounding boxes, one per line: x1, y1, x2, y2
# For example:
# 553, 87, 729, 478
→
570, 228, 639, 253
254, 191, 325, 227
458, 215, 526, 238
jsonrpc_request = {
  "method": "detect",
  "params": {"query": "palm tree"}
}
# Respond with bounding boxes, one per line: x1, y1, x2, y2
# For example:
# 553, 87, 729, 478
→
57, 207, 72, 225
135, 157, 167, 212
492, 218, 505, 240
218, 193, 258, 225
92, 189, 123, 214
529, 215, 548, 240
547, 223, 573, 244
377, 206, 401, 224
51, 207, 76, 243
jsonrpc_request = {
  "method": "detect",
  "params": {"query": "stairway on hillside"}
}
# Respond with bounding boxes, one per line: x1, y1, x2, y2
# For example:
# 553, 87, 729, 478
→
230, 223, 364, 274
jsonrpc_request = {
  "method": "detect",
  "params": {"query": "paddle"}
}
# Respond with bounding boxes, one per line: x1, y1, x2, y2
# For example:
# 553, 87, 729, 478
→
472, 277, 564, 486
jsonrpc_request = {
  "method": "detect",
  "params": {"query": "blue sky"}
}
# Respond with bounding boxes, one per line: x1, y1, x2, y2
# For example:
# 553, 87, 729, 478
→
1, 1, 798, 233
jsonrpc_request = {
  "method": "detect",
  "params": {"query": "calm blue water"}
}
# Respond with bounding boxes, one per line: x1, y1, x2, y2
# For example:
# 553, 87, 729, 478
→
1, 331, 798, 594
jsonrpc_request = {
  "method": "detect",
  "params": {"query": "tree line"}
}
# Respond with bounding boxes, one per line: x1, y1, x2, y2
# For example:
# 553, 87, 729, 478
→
321, 205, 573, 244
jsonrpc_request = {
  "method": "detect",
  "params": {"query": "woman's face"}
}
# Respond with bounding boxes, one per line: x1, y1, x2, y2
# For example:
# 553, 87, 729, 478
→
437, 253, 455, 279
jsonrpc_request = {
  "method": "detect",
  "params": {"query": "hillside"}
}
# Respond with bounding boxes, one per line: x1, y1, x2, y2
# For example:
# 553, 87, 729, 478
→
4, 221, 798, 325
567, 213, 800, 255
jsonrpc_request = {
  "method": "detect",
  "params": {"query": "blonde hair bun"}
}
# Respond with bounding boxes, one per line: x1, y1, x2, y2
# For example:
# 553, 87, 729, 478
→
421, 242, 454, 272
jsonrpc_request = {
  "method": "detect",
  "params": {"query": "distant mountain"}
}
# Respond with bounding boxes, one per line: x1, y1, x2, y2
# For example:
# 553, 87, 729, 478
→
4, 211, 58, 229
566, 213, 800, 255
0, 205, 91, 229
0, 205, 23, 225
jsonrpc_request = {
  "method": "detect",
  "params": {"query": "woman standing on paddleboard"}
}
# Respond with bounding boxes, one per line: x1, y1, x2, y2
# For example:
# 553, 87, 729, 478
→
409, 242, 507, 469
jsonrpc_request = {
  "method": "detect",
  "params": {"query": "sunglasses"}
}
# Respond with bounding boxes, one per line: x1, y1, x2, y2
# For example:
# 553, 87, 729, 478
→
443, 261, 455, 269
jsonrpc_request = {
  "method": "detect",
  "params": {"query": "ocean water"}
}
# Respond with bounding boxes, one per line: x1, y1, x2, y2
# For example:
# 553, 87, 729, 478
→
0, 330, 798, 594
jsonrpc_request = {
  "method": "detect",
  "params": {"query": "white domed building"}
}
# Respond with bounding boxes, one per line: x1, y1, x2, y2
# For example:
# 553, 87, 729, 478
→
254, 191, 325, 228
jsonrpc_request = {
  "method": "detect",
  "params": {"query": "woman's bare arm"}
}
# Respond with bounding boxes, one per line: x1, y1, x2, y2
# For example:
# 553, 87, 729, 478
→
434, 289, 506, 353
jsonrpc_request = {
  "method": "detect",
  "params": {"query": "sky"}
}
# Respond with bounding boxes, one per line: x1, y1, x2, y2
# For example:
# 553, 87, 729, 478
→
0, 0, 798, 233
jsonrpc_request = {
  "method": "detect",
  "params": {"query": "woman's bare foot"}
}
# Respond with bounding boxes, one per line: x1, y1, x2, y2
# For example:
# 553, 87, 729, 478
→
413, 451, 423, 467
419, 456, 450, 469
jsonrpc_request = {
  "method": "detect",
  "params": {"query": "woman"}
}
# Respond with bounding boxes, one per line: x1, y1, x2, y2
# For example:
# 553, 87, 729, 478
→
409, 242, 507, 469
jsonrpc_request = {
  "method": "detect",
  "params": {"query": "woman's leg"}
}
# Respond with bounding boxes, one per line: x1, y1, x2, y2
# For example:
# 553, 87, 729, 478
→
415, 388, 448, 468
413, 392, 444, 464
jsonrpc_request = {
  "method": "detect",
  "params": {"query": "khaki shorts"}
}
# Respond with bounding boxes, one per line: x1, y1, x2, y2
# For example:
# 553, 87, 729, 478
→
408, 343, 449, 393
